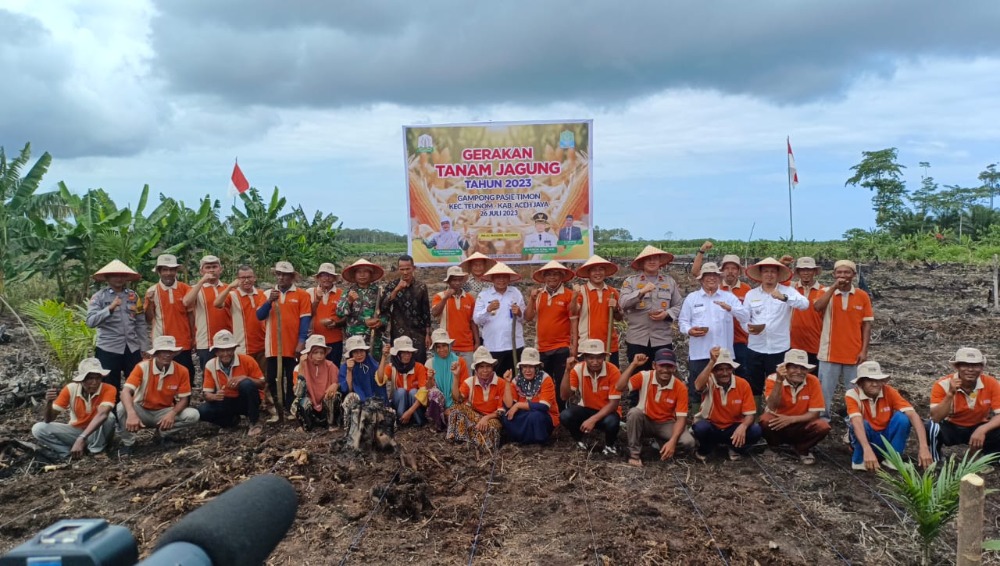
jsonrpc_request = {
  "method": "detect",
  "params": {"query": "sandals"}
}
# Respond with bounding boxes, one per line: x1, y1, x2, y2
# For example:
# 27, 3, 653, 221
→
799, 452, 816, 465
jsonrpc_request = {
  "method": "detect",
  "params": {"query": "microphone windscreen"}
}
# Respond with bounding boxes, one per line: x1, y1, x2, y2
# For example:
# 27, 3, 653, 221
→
153, 474, 297, 566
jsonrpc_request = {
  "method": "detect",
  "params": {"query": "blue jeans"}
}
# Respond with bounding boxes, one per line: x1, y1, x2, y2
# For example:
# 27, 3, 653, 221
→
848, 411, 910, 465
692, 419, 763, 456
393, 388, 425, 425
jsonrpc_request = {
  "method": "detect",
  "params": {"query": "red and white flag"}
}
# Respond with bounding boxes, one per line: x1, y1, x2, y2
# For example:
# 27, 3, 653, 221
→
231, 161, 250, 194
787, 137, 799, 188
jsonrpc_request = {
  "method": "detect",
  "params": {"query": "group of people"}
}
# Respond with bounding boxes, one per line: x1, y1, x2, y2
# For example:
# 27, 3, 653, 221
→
30, 245, 1000, 471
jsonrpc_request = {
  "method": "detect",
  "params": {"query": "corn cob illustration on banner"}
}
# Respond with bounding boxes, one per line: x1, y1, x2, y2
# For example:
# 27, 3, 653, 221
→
403, 120, 594, 266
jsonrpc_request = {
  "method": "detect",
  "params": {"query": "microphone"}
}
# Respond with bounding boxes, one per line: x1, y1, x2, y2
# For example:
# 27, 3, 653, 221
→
142, 474, 297, 566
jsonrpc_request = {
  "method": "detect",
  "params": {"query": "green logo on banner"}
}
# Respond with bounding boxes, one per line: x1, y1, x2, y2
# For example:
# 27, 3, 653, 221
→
559, 130, 575, 149
416, 133, 434, 154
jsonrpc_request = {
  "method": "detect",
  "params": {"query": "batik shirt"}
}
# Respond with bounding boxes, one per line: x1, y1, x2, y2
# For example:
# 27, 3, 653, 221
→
380, 278, 431, 345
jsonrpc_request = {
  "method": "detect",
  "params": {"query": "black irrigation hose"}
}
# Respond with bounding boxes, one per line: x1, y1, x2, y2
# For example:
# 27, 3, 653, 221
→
576, 476, 602, 566
467, 452, 500, 565
338, 466, 402, 566
667, 464, 731, 566
813, 447, 907, 523
749, 453, 853, 565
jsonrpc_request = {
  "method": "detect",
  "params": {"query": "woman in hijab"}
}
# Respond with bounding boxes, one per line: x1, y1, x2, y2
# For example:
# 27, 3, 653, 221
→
447, 346, 507, 452
502, 347, 559, 444
377, 336, 431, 426
426, 328, 468, 431
293, 335, 339, 431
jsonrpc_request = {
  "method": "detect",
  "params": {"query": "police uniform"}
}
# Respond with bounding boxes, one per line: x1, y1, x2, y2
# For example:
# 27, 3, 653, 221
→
85, 287, 149, 391
619, 273, 683, 371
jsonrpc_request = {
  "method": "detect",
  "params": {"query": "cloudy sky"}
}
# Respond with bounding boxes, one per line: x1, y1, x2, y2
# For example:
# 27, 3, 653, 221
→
3, 1, 1000, 241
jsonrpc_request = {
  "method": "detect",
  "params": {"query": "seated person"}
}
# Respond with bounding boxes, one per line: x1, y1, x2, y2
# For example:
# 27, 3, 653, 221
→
760, 349, 830, 465
846, 361, 932, 471
116, 336, 200, 455
378, 336, 431, 426
617, 349, 695, 467
447, 347, 507, 452
927, 348, 1000, 461
425, 328, 468, 431
692, 347, 761, 461
198, 330, 265, 436
560, 339, 622, 456
292, 335, 339, 431
501, 347, 559, 444
32, 358, 117, 459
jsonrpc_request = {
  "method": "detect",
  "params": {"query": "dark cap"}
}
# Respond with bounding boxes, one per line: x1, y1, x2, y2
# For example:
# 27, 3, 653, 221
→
532, 212, 549, 223
654, 348, 677, 366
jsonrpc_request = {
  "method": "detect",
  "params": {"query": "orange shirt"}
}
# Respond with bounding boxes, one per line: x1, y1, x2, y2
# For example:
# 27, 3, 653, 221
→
628, 372, 688, 423
124, 360, 192, 411
845, 384, 913, 432
147, 281, 193, 349
930, 374, 1000, 428
308, 286, 344, 344
222, 288, 267, 355
432, 291, 477, 352
818, 286, 874, 365
568, 361, 622, 415
702, 375, 756, 429
790, 282, 825, 354
763, 373, 825, 416
533, 286, 574, 352
722, 281, 751, 345
387, 363, 429, 391
264, 286, 312, 358
193, 283, 232, 350
511, 375, 560, 426
53, 382, 117, 428
575, 283, 620, 352
460, 375, 508, 415
203, 354, 264, 399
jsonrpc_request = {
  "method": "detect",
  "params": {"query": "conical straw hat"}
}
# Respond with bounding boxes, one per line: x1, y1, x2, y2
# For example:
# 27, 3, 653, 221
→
341, 259, 385, 283
532, 260, 575, 283
576, 255, 618, 278
630, 245, 674, 270
482, 262, 521, 283
93, 259, 141, 282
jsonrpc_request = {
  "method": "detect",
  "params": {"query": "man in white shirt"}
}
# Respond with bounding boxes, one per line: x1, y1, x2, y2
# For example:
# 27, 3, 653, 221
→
742, 257, 810, 399
473, 262, 526, 377
424, 217, 464, 251
678, 262, 749, 406
523, 212, 557, 251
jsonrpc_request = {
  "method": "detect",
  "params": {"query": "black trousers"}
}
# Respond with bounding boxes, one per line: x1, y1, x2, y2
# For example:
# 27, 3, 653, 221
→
198, 379, 262, 426
540, 347, 571, 411
95, 347, 141, 394
559, 405, 621, 447
266, 356, 297, 411
490, 348, 525, 380
325, 341, 344, 365
746, 349, 786, 396
174, 350, 197, 388
927, 419, 1000, 461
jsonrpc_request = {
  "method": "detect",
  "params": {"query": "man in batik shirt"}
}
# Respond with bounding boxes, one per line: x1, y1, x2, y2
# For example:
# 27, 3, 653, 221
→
380, 254, 432, 364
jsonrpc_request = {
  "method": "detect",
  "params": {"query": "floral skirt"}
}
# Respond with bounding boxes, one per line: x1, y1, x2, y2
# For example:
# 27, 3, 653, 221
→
425, 387, 448, 432
446, 404, 501, 452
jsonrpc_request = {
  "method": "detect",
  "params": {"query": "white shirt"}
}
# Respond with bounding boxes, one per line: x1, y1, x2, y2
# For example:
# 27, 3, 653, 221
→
428, 229, 461, 250
523, 232, 557, 248
473, 286, 526, 351
741, 284, 809, 354
678, 288, 749, 360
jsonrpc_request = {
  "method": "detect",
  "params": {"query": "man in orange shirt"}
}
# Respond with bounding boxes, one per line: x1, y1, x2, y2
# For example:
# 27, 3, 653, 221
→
571, 255, 623, 368
815, 260, 874, 420
760, 349, 830, 465
926, 348, 1000, 462
255, 261, 312, 412
845, 361, 932, 471
145, 254, 196, 384
183, 255, 232, 371
617, 349, 695, 467
789, 257, 825, 368
308, 263, 345, 364
431, 266, 478, 370
560, 339, 622, 455
116, 336, 201, 455
692, 347, 761, 461
214, 265, 267, 369
524, 260, 576, 410
198, 330, 265, 436
32, 358, 117, 458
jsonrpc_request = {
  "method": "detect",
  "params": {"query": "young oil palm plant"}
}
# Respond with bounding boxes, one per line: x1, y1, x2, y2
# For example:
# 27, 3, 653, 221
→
22, 300, 96, 384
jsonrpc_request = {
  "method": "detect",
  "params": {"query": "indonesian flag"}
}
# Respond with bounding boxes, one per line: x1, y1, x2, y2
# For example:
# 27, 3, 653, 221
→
787, 137, 799, 188
231, 161, 250, 194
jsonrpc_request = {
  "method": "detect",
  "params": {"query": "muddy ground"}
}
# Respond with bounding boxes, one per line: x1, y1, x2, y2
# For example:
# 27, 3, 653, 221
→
2, 260, 1000, 565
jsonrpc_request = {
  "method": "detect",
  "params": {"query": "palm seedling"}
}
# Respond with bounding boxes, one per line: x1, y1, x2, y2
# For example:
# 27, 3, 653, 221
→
22, 299, 96, 384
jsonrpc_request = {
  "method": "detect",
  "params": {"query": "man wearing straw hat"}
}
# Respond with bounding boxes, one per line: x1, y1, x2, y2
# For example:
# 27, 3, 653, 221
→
117, 335, 201, 455
813, 259, 873, 420
789, 257, 826, 369
255, 261, 312, 413
742, 257, 810, 400
571, 255, 623, 367
620, 246, 683, 374
336, 258, 388, 352
86, 260, 149, 392
32, 358, 118, 458
760, 349, 830, 465
473, 262, 526, 378
183, 255, 233, 371
926, 347, 1000, 462
431, 266, 478, 369
380, 254, 432, 364
524, 260, 576, 410
307, 262, 345, 364
145, 254, 197, 384
423, 217, 464, 251
559, 338, 622, 455
692, 347, 761, 461
198, 330, 265, 436
459, 251, 496, 297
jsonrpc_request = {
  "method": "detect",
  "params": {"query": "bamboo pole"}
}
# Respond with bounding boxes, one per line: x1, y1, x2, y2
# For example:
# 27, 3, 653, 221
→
275, 297, 285, 421
992, 254, 998, 310
957, 473, 985, 566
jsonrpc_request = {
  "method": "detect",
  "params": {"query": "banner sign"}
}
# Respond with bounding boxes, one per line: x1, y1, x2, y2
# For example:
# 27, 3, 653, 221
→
404, 120, 593, 265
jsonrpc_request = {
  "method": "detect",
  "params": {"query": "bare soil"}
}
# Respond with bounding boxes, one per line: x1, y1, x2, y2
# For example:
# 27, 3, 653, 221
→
2, 261, 1000, 565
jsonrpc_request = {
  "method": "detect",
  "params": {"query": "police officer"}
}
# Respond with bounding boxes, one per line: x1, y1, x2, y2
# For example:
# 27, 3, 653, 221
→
620, 246, 683, 373
85, 260, 150, 392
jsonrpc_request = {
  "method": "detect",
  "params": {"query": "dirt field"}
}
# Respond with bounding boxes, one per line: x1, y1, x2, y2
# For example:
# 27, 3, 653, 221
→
2, 260, 1000, 565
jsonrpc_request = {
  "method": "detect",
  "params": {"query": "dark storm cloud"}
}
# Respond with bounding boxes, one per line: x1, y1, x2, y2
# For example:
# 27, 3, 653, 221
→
149, 0, 1000, 108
